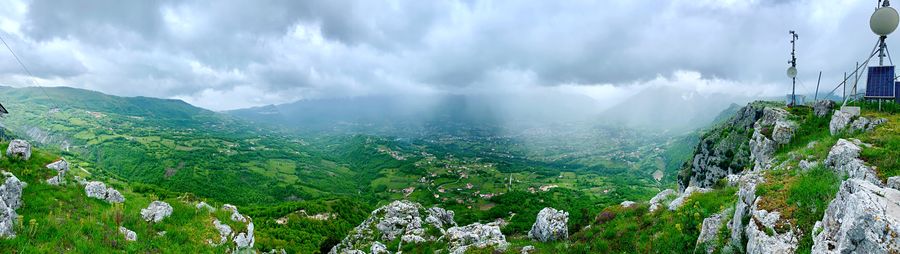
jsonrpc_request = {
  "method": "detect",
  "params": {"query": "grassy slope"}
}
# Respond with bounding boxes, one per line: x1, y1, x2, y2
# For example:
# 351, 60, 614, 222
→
0, 141, 229, 253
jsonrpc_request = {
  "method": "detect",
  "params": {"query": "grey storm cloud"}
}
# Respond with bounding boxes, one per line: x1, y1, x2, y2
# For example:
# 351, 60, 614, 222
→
0, 0, 891, 110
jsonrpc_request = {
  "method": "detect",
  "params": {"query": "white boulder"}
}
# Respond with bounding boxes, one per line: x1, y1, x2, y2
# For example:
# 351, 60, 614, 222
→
825, 139, 882, 186
668, 186, 710, 211
84, 181, 125, 203
528, 207, 569, 242
812, 179, 900, 253
649, 189, 676, 212
119, 226, 137, 241
0, 171, 25, 238
140, 201, 173, 222
447, 221, 508, 254
744, 200, 798, 254
5, 140, 31, 160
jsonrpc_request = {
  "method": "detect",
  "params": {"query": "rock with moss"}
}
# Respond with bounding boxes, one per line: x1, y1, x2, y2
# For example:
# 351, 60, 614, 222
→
749, 108, 795, 171
668, 186, 710, 211
45, 159, 69, 185
729, 173, 763, 249
447, 221, 508, 254
5, 139, 31, 161
0, 171, 25, 238
649, 189, 676, 212
744, 200, 798, 254
813, 100, 835, 117
528, 207, 568, 242
119, 226, 137, 241
812, 179, 900, 253
825, 139, 881, 186
211, 219, 233, 246
830, 109, 887, 135
695, 209, 731, 254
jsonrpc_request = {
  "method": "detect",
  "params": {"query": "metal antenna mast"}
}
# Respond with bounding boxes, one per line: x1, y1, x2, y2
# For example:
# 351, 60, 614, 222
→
789, 30, 799, 107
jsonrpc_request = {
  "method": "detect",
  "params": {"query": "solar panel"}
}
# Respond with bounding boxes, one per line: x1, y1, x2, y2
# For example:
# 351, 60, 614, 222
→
866, 66, 895, 98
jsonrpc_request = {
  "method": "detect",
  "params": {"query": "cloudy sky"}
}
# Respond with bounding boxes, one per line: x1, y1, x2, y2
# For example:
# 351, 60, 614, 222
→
0, 0, 890, 110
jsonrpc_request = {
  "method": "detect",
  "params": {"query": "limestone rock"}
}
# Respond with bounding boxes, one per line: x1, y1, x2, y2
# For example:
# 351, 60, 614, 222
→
233, 221, 255, 250
447, 221, 508, 254
825, 139, 881, 186
370, 241, 389, 254
528, 207, 569, 242
223, 204, 247, 222
730, 173, 763, 249
45, 159, 69, 185
212, 219, 233, 245
425, 206, 457, 230
119, 226, 137, 241
5, 139, 31, 160
521, 245, 535, 254
888, 176, 900, 190
620, 200, 636, 208
140, 201, 173, 223
798, 159, 818, 171
0, 171, 25, 238
649, 189, 676, 212
84, 181, 125, 203
696, 209, 730, 254
744, 200, 798, 254
668, 186, 710, 211
829, 110, 857, 135
196, 201, 216, 212
812, 179, 900, 253
813, 100, 835, 117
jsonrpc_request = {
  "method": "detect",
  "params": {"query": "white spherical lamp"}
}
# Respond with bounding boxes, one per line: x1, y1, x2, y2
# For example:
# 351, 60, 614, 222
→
786, 66, 797, 78
871, 7, 900, 36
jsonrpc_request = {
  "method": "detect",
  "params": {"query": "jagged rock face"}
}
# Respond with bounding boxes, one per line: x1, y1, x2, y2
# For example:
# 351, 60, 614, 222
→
331, 200, 508, 254
0, 171, 25, 238
668, 186, 710, 211
425, 207, 456, 230
234, 221, 255, 250
829, 110, 856, 135
5, 139, 31, 160
330, 200, 447, 254
447, 222, 508, 254
744, 200, 798, 254
528, 207, 569, 242
696, 209, 730, 254
119, 227, 137, 241
649, 189, 676, 212
812, 179, 900, 253
729, 173, 763, 249
681, 104, 766, 190
749, 108, 795, 171
84, 181, 125, 203
140, 201, 173, 222
813, 100, 835, 117
825, 139, 882, 186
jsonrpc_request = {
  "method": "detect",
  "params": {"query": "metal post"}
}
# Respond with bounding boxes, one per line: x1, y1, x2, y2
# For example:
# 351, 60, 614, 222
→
815, 71, 822, 101
854, 61, 859, 100
844, 72, 847, 100
789, 31, 799, 107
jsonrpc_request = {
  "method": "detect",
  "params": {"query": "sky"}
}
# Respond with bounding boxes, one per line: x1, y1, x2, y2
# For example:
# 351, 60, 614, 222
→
0, 0, 891, 110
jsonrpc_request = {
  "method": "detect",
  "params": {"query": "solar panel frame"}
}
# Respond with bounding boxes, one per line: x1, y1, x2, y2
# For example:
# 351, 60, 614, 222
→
865, 66, 896, 98
896, 82, 900, 103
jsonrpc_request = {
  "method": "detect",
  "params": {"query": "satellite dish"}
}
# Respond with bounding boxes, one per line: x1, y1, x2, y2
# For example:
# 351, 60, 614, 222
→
787, 66, 797, 78
871, 7, 900, 36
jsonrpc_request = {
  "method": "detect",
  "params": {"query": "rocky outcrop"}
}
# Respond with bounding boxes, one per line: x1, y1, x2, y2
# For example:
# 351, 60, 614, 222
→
234, 221, 255, 250
825, 139, 881, 186
649, 189, 676, 212
447, 221, 508, 254
370, 242, 388, 254
813, 100, 835, 117
521, 245, 535, 254
749, 108, 795, 171
425, 207, 456, 231
119, 226, 137, 241
196, 201, 216, 212
330, 200, 507, 254
211, 219, 233, 245
84, 181, 125, 203
5, 139, 31, 160
812, 179, 900, 253
729, 173, 763, 249
140, 201, 173, 222
528, 207, 568, 242
668, 186, 710, 211
0, 171, 25, 238
620, 200, 636, 208
223, 204, 247, 222
744, 200, 798, 254
830, 109, 887, 135
45, 159, 69, 185
695, 209, 730, 254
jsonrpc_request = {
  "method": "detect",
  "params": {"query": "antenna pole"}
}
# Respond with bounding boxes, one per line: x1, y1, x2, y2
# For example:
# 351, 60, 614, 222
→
815, 71, 822, 101
789, 31, 799, 107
